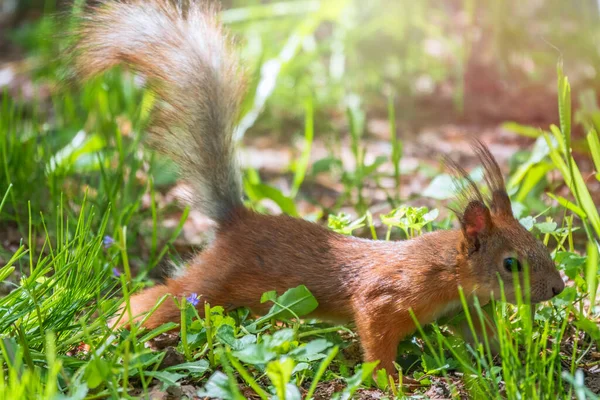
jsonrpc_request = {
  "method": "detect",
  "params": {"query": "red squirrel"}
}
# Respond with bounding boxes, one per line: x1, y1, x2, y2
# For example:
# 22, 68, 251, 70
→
73, 0, 565, 373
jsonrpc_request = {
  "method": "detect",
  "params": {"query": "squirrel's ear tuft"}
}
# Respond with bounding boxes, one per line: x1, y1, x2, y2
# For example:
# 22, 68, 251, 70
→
491, 190, 512, 217
471, 139, 513, 217
461, 200, 492, 249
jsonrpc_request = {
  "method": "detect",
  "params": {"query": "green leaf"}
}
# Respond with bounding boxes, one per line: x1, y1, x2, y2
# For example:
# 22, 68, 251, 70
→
519, 216, 535, 231
389, 94, 403, 199
507, 135, 551, 190
346, 94, 366, 143
557, 62, 572, 151
198, 371, 245, 400
165, 360, 210, 375
138, 322, 180, 343
144, 370, 185, 388
231, 330, 293, 365
586, 242, 599, 314
269, 329, 296, 348
375, 368, 389, 389
587, 129, 600, 179
328, 212, 366, 235
252, 285, 319, 328
289, 338, 332, 361
502, 121, 543, 138
46, 130, 106, 173
216, 325, 237, 348
306, 345, 339, 399
0, 265, 14, 282
266, 357, 295, 400
236, 334, 258, 350
555, 251, 587, 279
261, 290, 277, 303
546, 193, 587, 220
216, 325, 256, 351
535, 221, 558, 234
245, 182, 298, 216
291, 98, 314, 198
515, 162, 553, 202
291, 362, 310, 375
123, 353, 164, 377
421, 353, 456, 375
574, 315, 600, 342
311, 156, 343, 175
381, 206, 438, 232
232, 343, 277, 365
338, 361, 379, 400
283, 384, 302, 400
544, 126, 600, 241
84, 358, 109, 389
267, 285, 319, 321
363, 155, 388, 176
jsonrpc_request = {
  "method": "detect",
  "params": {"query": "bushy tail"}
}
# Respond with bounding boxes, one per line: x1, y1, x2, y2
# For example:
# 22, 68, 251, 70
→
74, 0, 245, 222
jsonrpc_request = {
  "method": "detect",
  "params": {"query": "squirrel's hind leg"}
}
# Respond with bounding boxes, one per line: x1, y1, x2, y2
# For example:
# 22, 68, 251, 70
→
108, 278, 188, 330
108, 250, 238, 330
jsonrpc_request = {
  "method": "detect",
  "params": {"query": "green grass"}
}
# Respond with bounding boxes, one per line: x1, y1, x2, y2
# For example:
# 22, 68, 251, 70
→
1, 1, 600, 399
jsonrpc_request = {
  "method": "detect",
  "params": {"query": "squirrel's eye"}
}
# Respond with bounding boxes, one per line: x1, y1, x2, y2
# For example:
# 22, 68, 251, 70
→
503, 257, 522, 272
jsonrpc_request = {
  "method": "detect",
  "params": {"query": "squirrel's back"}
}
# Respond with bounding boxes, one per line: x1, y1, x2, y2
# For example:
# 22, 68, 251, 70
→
74, 0, 245, 222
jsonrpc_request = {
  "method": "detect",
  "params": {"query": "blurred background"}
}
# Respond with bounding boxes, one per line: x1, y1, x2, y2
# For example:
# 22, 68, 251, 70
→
1, 0, 599, 262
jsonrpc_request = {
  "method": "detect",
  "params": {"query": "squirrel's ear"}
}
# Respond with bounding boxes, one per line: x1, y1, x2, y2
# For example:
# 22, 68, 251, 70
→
461, 200, 492, 250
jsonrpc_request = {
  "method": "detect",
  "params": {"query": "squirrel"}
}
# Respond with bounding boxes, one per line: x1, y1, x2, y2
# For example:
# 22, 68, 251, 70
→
73, 0, 565, 374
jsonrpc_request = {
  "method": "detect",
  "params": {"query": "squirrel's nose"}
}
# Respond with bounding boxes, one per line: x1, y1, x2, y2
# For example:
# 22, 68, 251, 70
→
552, 279, 565, 296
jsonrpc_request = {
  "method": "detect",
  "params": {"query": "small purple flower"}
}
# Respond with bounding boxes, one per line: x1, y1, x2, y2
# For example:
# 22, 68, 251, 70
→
103, 235, 115, 249
112, 267, 121, 277
186, 293, 200, 307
